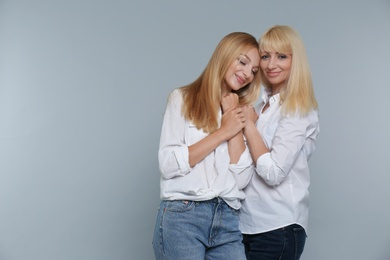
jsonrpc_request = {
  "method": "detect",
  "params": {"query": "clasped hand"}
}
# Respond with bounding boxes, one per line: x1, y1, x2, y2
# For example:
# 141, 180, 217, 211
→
220, 93, 258, 139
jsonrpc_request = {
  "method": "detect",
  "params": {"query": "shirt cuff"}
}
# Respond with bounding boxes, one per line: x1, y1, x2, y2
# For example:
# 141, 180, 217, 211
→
229, 147, 253, 174
256, 152, 273, 176
174, 145, 191, 175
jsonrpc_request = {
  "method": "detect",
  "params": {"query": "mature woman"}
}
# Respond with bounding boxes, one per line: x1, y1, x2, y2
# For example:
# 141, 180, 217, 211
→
240, 25, 320, 260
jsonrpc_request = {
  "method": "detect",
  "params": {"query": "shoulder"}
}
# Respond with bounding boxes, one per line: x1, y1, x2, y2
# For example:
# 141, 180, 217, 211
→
286, 109, 318, 120
281, 109, 319, 128
305, 109, 319, 125
167, 88, 184, 104
169, 88, 183, 99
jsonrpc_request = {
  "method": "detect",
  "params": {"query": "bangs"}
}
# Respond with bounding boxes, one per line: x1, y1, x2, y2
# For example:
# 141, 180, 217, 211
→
259, 31, 292, 54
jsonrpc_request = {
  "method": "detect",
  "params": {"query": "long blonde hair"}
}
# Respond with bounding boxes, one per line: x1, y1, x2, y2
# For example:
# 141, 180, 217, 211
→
181, 32, 261, 133
259, 25, 318, 116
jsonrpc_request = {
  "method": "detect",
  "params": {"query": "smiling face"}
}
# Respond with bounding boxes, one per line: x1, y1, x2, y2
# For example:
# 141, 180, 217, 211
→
260, 51, 292, 94
222, 47, 260, 96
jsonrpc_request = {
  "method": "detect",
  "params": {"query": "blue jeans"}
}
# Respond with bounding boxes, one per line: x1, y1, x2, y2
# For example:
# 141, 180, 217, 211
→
243, 224, 307, 260
153, 198, 246, 260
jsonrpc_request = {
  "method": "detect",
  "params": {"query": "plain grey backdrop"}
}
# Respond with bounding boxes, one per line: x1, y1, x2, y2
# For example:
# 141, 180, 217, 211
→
1, 0, 389, 259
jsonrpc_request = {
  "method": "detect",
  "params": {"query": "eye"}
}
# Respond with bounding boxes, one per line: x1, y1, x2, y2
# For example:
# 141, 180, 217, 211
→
260, 55, 269, 60
278, 54, 288, 59
239, 56, 249, 65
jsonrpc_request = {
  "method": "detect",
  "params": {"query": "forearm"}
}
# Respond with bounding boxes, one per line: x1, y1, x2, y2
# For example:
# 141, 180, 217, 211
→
188, 128, 228, 167
227, 131, 245, 164
243, 122, 269, 163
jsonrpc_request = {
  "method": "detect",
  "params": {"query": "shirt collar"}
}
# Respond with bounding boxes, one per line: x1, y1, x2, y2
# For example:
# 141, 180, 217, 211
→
261, 87, 280, 105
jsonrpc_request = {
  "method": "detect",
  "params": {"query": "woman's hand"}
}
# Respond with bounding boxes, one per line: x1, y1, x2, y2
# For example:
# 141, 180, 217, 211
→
220, 107, 246, 139
242, 105, 259, 124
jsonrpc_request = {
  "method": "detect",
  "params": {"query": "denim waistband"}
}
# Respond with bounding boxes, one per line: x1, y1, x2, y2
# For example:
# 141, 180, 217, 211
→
196, 197, 225, 204
282, 224, 302, 230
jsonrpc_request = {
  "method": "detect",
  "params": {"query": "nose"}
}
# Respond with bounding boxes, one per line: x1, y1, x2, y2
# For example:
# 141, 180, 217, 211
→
243, 65, 252, 79
267, 57, 277, 69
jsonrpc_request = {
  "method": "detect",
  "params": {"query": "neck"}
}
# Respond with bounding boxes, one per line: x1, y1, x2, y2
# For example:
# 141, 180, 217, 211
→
221, 83, 230, 97
271, 83, 285, 95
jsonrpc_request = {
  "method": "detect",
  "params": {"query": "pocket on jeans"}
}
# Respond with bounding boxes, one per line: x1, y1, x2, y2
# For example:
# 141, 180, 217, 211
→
292, 224, 307, 239
164, 200, 195, 212
227, 206, 240, 216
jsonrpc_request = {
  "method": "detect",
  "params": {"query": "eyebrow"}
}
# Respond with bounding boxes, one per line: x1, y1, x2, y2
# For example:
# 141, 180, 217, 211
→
242, 54, 252, 61
260, 51, 289, 55
242, 54, 259, 66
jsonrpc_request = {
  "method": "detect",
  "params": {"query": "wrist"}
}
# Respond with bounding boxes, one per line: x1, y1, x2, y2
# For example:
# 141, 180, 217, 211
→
214, 127, 230, 142
222, 106, 235, 114
243, 121, 256, 134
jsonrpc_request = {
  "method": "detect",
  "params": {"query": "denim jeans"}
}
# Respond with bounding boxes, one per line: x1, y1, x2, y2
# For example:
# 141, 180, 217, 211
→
243, 224, 307, 260
152, 198, 246, 260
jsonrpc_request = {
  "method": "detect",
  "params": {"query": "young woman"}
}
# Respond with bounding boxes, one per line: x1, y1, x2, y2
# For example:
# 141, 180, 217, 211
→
152, 32, 261, 260
240, 25, 320, 260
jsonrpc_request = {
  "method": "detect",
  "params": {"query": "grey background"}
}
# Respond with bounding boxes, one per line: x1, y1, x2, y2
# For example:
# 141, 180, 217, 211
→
1, 1, 389, 259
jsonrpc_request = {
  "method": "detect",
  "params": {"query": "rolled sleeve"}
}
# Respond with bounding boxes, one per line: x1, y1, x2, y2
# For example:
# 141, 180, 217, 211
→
256, 152, 285, 186
256, 112, 318, 186
230, 146, 252, 173
230, 146, 254, 189
173, 146, 191, 175
158, 89, 192, 179
159, 146, 191, 179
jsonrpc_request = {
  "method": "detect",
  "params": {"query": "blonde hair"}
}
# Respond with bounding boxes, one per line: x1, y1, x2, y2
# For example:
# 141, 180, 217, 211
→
181, 32, 261, 133
259, 25, 318, 116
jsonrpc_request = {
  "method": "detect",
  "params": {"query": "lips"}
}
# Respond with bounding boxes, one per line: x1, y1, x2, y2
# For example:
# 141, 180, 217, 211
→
236, 75, 245, 84
267, 71, 281, 77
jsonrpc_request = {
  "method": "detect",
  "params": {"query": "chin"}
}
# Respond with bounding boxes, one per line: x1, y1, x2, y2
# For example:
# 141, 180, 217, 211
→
227, 85, 240, 92
269, 80, 282, 85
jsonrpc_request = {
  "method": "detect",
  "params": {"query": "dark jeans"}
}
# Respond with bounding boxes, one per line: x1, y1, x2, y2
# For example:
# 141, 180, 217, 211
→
243, 224, 307, 260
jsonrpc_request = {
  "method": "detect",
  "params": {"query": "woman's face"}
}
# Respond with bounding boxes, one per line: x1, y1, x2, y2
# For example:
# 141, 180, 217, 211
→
222, 47, 260, 95
260, 50, 292, 94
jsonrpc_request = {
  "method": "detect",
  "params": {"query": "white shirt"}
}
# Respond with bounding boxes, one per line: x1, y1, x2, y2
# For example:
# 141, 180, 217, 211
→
239, 91, 320, 234
158, 89, 254, 209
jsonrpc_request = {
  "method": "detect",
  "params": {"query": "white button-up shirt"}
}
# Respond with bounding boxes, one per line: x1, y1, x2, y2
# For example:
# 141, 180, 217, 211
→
239, 91, 320, 234
158, 89, 254, 209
